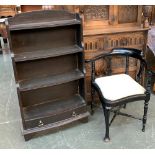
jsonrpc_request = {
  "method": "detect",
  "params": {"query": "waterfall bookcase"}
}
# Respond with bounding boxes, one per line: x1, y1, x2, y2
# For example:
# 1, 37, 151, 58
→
7, 10, 89, 141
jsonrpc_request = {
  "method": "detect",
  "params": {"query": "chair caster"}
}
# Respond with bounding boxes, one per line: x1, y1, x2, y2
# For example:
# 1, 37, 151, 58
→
104, 137, 110, 142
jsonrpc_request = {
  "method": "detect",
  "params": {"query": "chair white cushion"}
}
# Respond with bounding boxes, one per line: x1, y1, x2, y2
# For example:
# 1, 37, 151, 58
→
95, 74, 146, 101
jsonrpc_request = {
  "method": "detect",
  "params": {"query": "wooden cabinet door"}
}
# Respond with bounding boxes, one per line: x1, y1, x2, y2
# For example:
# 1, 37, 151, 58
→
78, 5, 114, 29
113, 5, 142, 27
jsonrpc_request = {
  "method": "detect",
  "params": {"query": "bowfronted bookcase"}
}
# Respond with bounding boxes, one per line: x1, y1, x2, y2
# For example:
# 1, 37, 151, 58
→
7, 10, 89, 141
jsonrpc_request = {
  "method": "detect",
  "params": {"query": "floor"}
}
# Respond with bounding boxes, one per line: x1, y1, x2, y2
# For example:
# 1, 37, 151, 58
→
1, 50, 155, 149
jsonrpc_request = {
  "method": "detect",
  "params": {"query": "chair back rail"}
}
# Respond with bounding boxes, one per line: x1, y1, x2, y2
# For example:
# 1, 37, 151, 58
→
125, 56, 129, 74
86, 48, 149, 85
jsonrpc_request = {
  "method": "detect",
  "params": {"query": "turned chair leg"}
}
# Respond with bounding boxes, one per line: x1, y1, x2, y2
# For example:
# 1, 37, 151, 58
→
103, 107, 110, 142
142, 100, 149, 132
90, 87, 95, 115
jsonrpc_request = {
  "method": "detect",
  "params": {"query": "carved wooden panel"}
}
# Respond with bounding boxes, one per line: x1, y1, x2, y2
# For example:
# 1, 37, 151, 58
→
84, 6, 109, 21
84, 32, 145, 54
80, 5, 111, 28
118, 6, 138, 23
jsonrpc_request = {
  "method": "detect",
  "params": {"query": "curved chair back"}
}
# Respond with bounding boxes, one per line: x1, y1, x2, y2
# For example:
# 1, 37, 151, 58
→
86, 48, 148, 84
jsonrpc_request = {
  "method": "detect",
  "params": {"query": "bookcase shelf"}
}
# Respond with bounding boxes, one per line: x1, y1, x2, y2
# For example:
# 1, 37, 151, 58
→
19, 69, 84, 91
9, 19, 81, 31
24, 94, 85, 120
13, 45, 83, 62
8, 10, 89, 141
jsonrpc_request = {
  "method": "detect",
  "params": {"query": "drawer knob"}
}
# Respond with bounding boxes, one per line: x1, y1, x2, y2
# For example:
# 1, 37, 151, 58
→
38, 120, 44, 127
72, 111, 77, 117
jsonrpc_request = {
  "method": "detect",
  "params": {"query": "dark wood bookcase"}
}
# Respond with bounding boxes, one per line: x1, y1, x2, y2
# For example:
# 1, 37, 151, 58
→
7, 10, 89, 141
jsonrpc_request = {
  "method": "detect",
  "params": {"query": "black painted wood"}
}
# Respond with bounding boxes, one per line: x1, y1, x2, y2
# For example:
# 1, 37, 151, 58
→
125, 56, 129, 74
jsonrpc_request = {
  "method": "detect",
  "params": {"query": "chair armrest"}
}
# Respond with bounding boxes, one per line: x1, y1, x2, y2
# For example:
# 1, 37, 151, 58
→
85, 59, 92, 63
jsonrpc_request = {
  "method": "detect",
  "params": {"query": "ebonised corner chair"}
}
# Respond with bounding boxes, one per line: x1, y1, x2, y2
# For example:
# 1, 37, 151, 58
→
86, 48, 152, 142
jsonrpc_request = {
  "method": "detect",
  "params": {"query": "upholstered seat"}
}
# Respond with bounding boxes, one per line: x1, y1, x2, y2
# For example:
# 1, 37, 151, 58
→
95, 74, 146, 101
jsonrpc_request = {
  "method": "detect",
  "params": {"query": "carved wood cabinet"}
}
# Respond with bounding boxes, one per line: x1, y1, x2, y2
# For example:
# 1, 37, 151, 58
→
75, 5, 149, 101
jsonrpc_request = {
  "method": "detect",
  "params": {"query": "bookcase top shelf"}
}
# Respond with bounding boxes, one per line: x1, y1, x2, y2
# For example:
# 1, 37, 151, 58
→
8, 10, 81, 31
